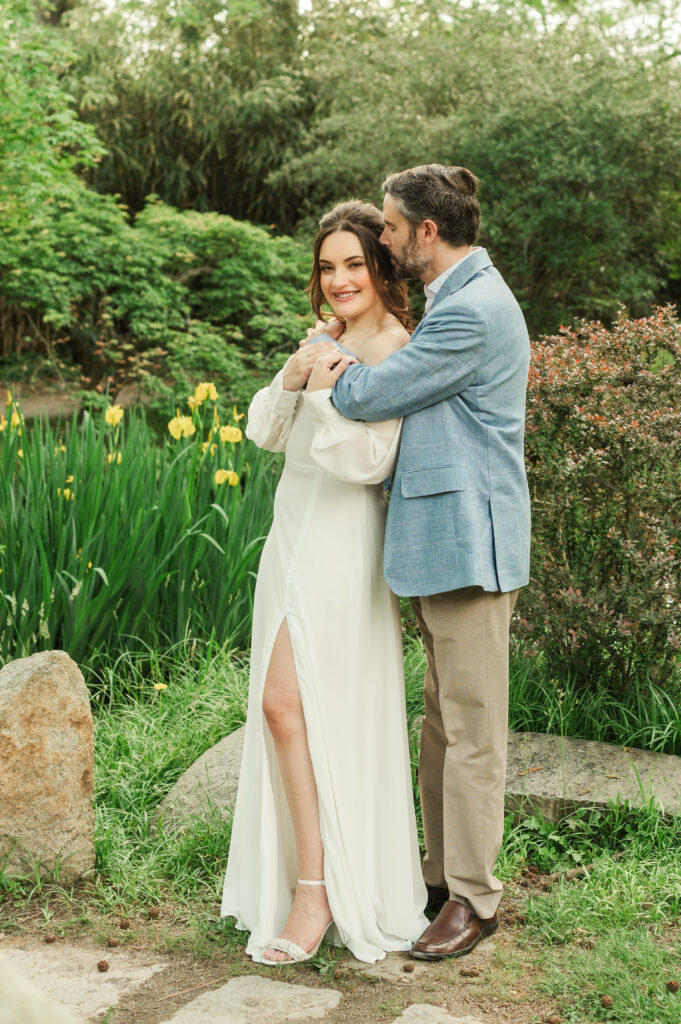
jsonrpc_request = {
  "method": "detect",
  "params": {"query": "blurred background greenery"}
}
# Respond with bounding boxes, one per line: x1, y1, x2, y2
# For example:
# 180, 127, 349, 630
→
1, 0, 680, 705
2, 0, 681, 394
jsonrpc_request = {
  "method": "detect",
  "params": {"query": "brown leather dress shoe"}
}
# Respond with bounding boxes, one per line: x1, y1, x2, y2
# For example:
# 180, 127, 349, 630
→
425, 884, 449, 916
410, 900, 498, 961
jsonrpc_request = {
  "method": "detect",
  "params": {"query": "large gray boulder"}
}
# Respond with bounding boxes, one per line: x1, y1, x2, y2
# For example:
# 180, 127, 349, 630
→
153, 726, 245, 832
0, 651, 95, 879
505, 730, 681, 820
154, 721, 681, 835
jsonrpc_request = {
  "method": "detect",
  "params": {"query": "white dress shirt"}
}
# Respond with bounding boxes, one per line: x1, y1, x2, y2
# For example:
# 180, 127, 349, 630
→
423, 248, 479, 315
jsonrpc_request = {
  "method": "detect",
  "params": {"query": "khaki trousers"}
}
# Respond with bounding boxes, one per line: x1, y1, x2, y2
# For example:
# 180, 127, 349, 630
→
411, 586, 518, 920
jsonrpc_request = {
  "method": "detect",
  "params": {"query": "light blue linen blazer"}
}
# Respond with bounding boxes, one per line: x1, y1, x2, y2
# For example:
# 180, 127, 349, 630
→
328, 247, 531, 597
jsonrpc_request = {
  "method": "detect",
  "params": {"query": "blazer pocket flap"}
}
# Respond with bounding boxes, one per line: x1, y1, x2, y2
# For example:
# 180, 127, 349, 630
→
400, 466, 468, 497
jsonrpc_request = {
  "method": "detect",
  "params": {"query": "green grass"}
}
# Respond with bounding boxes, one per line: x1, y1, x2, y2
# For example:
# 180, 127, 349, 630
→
91, 638, 249, 907
522, 840, 681, 1023
83, 634, 681, 909
2, 630, 678, 915
2, 635, 681, 1022
403, 633, 681, 756
508, 649, 681, 756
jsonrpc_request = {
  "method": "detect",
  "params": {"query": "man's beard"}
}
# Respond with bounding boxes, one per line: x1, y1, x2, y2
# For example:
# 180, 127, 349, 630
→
393, 228, 432, 279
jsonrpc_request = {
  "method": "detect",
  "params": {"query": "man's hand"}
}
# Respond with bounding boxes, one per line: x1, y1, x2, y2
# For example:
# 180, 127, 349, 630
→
299, 318, 345, 348
282, 340, 340, 391
306, 351, 357, 393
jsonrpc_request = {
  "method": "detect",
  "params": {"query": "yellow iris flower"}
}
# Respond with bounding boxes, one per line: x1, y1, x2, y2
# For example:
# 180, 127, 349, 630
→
192, 381, 219, 406
168, 411, 196, 439
105, 405, 124, 427
219, 425, 242, 444
214, 469, 239, 486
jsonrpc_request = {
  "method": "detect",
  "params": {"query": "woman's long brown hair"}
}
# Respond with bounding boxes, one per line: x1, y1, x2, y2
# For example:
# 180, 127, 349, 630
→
306, 200, 412, 331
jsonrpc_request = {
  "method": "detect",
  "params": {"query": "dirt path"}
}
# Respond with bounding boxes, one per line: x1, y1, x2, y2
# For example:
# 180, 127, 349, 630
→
1, 902, 559, 1024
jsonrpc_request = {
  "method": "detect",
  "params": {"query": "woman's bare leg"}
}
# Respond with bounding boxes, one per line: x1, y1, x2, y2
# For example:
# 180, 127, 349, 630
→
261, 620, 332, 961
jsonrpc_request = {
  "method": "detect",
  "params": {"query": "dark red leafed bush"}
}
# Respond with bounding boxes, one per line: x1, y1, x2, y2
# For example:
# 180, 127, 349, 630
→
517, 306, 681, 693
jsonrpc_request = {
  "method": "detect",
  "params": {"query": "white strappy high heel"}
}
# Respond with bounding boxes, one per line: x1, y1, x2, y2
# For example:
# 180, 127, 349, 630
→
262, 879, 333, 965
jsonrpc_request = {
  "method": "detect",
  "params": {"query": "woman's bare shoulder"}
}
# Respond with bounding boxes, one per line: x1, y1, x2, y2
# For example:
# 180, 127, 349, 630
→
364, 323, 411, 365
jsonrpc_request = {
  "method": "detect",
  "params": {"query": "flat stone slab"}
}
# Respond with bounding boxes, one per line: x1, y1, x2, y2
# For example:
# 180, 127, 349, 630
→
506, 730, 681, 820
153, 726, 245, 832
158, 975, 340, 1023
392, 1007, 484, 1024
0, 943, 167, 1019
0, 952, 84, 1024
2, 384, 151, 423
5, 392, 80, 422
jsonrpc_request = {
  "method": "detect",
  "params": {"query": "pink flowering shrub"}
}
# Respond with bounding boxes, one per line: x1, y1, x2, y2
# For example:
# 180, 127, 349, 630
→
518, 306, 681, 692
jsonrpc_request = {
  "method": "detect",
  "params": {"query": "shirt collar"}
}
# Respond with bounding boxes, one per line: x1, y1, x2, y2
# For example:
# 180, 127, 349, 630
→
423, 248, 479, 313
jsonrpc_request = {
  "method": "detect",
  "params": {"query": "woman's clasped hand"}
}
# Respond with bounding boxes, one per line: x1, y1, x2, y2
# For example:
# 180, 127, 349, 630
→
307, 349, 357, 393
282, 318, 356, 393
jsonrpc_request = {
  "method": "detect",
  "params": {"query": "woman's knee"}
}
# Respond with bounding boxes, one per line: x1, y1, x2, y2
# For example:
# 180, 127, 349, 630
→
262, 683, 303, 738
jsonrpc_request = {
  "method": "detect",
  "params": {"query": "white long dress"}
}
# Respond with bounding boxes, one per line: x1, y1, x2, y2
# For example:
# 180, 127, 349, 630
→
221, 367, 428, 964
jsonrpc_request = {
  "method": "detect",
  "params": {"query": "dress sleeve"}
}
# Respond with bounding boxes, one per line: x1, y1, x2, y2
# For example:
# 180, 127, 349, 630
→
302, 388, 402, 485
245, 364, 301, 453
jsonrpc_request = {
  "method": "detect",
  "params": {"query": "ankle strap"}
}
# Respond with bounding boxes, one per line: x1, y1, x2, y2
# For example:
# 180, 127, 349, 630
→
297, 878, 326, 886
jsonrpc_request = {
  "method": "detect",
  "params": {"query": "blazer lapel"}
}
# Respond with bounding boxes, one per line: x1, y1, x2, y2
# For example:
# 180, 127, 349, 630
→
428, 247, 492, 314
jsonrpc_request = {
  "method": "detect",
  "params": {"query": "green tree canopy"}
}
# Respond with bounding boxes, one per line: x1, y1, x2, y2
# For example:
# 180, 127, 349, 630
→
56, 0, 681, 332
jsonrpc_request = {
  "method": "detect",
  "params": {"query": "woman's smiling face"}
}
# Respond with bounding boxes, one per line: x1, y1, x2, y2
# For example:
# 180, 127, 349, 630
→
318, 230, 380, 319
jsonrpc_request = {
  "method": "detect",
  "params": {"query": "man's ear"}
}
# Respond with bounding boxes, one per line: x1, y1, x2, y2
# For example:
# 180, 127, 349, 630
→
421, 218, 439, 242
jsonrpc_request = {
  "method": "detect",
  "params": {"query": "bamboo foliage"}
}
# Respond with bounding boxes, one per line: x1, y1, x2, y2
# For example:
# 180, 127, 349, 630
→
70, 0, 309, 223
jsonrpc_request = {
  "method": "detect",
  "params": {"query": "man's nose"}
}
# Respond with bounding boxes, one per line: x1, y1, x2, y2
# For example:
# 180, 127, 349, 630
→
379, 228, 391, 248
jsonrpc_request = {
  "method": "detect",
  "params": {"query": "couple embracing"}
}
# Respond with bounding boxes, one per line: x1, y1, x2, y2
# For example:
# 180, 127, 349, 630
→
221, 164, 531, 966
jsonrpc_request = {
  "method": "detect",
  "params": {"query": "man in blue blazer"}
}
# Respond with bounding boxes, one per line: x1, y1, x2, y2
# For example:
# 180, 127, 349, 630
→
331, 164, 531, 960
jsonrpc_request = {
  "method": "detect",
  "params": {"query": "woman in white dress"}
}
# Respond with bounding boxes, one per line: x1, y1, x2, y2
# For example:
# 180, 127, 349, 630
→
221, 201, 428, 965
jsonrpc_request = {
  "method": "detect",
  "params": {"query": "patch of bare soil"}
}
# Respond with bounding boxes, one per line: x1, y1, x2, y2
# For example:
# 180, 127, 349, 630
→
2, 379, 151, 421
1, 892, 563, 1024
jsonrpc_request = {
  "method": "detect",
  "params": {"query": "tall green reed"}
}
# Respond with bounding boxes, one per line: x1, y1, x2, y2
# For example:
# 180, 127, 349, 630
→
0, 390, 280, 674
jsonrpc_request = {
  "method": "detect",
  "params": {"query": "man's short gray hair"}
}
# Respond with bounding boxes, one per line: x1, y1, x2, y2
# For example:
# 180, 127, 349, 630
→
382, 164, 481, 246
